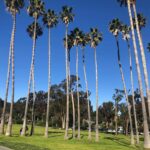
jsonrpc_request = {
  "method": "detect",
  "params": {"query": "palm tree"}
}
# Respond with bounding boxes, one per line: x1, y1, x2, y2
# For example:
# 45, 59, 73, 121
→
79, 33, 92, 140
133, 13, 150, 118
42, 9, 58, 138
117, 0, 150, 148
60, 6, 74, 139
109, 18, 134, 145
147, 43, 150, 51
21, 0, 44, 136
120, 24, 139, 144
89, 28, 102, 142
64, 34, 76, 139
3, 0, 24, 136
113, 89, 124, 135
70, 28, 83, 139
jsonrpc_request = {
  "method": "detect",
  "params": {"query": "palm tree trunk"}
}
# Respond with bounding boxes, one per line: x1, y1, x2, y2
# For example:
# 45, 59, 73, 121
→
127, 1, 150, 148
45, 28, 51, 138
133, 4, 150, 120
0, 24, 13, 135
64, 25, 69, 140
115, 100, 118, 135
82, 48, 91, 140
68, 60, 75, 139
76, 46, 80, 140
5, 13, 16, 136
94, 48, 99, 142
115, 36, 134, 145
126, 39, 139, 144
21, 17, 37, 136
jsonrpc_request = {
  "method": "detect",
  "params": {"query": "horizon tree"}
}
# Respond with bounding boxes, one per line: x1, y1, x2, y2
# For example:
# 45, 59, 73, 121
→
70, 27, 83, 139
120, 24, 139, 144
117, 0, 150, 148
1, 0, 24, 136
60, 6, 74, 139
109, 18, 134, 145
89, 28, 102, 142
21, 0, 45, 136
79, 32, 92, 140
42, 9, 58, 138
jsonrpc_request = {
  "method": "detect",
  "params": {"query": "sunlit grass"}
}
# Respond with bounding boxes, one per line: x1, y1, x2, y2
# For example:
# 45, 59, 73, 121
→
0, 124, 143, 150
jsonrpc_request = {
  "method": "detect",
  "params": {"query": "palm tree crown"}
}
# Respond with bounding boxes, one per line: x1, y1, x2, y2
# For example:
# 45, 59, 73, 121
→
120, 24, 131, 40
147, 43, 150, 52
4, 0, 24, 15
117, 0, 136, 7
109, 18, 122, 37
80, 33, 91, 48
43, 9, 58, 28
27, 0, 45, 18
60, 6, 74, 26
133, 13, 146, 31
89, 28, 102, 48
27, 22, 43, 39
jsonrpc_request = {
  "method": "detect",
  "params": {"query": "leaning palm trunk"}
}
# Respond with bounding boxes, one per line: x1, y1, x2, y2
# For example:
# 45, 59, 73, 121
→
45, 28, 51, 138
115, 36, 134, 145
94, 48, 99, 142
76, 46, 80, 139
0, 25, 13, 135
115, 101, 118, 135
126, 39, 139, 144
64, 25, 69, 139
68, 60, 75, 139
22, 18, 37, 136
82, 48, 91, 140
133, 4, 150, 119
127, 1, 150, 148
5, 13, 16, 136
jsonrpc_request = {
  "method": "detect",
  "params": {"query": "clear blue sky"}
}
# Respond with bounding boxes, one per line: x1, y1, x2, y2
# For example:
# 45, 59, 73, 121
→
0, 0, 150, 109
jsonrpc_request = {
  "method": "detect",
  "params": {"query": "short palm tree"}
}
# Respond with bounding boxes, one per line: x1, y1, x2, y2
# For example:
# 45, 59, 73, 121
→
109, 18, 134, 145
42, 9, 58, 138
21, 0, 45, 136
70, 27, 83, 139
1, 0, 24, 136
120, 24, 139, 144
117, 0, 150, 148
79, 33, 92, 140
89, 28, 102, 142
60, 5, 74, 139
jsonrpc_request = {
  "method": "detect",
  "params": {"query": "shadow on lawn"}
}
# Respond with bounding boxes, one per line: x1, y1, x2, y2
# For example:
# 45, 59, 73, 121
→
0, 142, 49, 150
104, 136, 134, 149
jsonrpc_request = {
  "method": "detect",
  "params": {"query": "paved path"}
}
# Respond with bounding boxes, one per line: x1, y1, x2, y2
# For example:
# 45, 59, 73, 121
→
0, 146, 12, 150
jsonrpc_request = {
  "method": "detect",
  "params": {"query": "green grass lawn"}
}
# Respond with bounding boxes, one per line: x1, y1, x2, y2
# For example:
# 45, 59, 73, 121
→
0, 125, 143, 150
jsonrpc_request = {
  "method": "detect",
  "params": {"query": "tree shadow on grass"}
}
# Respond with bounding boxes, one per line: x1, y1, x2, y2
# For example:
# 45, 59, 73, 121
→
0, 142, 49, 150
104, 136, 135, 149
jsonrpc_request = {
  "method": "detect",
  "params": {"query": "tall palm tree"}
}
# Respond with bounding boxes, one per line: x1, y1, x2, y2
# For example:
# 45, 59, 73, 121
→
64, 34, 76, 139
109, 18, 134, 145
70, 28, 83, 139
79, 33, 92, 140
147, 43, 150, 52
117, 0, 150, 148
89, 28, 102, 142
120, 24, 139, 144
133, 13, 150, 118
42, 9, 58, 138
60, 6, 74, 139
3, 0, 24, 136
21, 0, 44, 136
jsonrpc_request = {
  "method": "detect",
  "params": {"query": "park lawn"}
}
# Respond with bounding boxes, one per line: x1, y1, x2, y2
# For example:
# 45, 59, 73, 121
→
0, 125, 143, 150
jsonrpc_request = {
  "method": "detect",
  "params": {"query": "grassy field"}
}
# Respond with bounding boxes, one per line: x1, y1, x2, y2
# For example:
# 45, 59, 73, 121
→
0, 125, 143, 150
